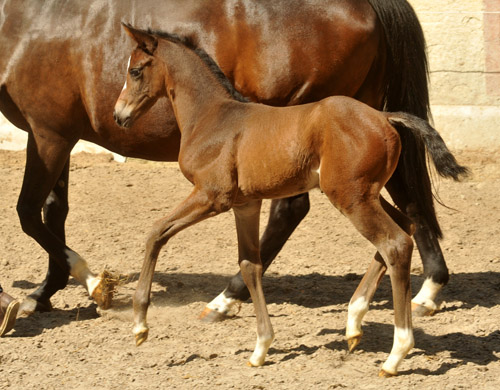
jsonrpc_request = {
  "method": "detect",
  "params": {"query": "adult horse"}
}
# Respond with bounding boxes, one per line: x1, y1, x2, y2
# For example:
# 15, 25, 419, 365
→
0, 0, 442, 316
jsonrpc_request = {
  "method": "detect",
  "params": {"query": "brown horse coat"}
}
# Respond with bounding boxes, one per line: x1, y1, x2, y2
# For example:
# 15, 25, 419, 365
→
0, 0, 444, 323
114, 27, 467, 376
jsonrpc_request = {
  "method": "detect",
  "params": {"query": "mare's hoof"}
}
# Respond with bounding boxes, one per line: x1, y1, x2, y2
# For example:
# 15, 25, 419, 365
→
91, 270, 119, 310
411, 302, 436, 317
135, 330, 149, 346
347, 334, 362, 352
19, 297, 53, 315
198, 307, 229, 323
378, 369, 397, 378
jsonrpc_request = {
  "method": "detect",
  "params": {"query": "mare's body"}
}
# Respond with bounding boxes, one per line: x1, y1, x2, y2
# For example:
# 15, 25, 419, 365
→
0, 0, 443, 316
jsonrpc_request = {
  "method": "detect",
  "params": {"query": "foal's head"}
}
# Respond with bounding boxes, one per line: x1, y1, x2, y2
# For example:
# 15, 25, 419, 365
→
114, 24, 164, 128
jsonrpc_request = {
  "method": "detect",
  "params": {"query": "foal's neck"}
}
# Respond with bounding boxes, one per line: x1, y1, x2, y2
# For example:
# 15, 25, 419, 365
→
158, 39, 236, 133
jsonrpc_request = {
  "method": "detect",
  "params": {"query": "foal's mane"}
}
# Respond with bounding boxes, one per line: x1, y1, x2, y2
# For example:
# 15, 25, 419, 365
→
146, 28, 249, 103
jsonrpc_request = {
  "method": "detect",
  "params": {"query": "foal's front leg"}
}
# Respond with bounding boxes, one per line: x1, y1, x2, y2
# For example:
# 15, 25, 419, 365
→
233, 201, 275, 367
133, 189, 219, 346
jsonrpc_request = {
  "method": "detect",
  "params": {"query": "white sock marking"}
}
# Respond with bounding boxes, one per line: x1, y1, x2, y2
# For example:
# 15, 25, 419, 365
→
412, 278, 442, 310
249, 334, 274, 367
65, 249, 99, 295
206, 290, 239, 314
382, 326, 414, 375
346, 296, 369, 339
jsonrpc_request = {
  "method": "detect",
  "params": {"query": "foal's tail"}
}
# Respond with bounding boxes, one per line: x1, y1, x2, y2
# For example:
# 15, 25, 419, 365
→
386, 113, 469, 181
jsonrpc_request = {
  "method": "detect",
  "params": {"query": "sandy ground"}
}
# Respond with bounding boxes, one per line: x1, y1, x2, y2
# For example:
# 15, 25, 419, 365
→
0, 148, 499, 389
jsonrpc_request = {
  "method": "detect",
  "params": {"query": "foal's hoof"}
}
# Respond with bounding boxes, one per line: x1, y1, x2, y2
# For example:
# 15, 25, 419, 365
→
246, 359, 264, 367
411, 302, 436, 317
19, 297, 53, 315
378, 369, 397, 378
347, 334, 363, 352
135, 330, 149, 346
91, 271, 119, 310
198, 307, 229, 323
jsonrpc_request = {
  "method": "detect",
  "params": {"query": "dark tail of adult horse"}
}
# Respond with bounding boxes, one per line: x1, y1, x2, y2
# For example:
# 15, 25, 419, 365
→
368, 0, 444, 237
386, 113, 469, 181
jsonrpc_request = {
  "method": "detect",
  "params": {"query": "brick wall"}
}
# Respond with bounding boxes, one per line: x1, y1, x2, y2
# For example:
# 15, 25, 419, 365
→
1, 1, 498, 151
409, 0, 500, 149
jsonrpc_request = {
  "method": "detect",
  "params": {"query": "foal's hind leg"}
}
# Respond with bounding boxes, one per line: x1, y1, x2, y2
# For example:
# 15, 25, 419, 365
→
233, 201, 274, 366
334, 196, 414, 376
20, 160, 70, 314
346, 197, 415, 352
200, 194, 309, 322
386, 176, 447, 316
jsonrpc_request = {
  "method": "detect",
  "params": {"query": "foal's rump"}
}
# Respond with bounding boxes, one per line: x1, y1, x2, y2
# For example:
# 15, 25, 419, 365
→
313, 97, 402, 201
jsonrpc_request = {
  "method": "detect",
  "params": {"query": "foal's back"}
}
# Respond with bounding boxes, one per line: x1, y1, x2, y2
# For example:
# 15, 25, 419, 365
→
233, 96, 401, 201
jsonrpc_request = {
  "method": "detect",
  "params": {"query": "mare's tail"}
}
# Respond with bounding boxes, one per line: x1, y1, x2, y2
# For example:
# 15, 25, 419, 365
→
386, 113, 469, 181
368, 0, 443, 236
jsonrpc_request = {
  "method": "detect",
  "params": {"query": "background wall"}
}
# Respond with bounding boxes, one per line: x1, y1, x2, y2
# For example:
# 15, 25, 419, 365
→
409, 0, 500, 149
0, 0, 498, 151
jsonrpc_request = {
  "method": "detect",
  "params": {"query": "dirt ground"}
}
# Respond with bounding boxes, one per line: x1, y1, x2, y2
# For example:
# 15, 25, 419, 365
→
0, 147, 499, 389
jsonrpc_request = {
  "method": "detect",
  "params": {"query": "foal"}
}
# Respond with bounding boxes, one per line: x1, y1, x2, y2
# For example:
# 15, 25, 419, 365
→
114, 25, 467, 376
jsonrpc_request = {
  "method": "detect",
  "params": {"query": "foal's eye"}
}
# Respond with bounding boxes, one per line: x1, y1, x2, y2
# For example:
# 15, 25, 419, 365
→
129, 68, 142, 79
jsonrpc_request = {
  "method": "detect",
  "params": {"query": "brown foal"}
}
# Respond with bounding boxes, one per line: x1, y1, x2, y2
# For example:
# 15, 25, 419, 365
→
114, 25, 467, 376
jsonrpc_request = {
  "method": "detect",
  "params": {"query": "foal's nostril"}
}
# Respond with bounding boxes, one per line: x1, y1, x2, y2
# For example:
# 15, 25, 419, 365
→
113, 111, 122, 126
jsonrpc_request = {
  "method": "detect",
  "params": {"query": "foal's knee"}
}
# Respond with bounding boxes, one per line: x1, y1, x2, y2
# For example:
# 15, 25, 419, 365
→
240, 259, 263, 286
145, 228, 165, 254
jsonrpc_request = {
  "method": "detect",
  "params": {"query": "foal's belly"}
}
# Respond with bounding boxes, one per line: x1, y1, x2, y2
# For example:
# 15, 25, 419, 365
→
237, 166, 320, 201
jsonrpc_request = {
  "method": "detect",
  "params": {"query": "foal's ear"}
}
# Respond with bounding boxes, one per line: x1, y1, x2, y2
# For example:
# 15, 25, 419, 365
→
122, 22, 158, 55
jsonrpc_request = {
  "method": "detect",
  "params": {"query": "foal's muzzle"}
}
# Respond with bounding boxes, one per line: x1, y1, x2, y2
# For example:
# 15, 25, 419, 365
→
113, 98, 134, 128
113, 110, 132, 128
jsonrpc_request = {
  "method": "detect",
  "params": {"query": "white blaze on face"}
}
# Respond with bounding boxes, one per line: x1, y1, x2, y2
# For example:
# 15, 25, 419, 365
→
121, 55, 131, 92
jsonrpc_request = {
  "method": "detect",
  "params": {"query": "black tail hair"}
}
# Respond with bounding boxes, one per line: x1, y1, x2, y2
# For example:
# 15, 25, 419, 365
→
387, 113, 469, 181
368, 0, 444, 237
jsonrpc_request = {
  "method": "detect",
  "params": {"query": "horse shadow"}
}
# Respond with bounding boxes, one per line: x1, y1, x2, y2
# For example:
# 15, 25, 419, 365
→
261, 323, 500, 375
10, 270, 499, 341
144, 270, 500, 312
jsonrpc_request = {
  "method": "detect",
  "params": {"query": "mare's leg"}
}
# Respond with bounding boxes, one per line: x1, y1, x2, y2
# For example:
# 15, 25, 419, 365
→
17, 132, 115, 310
336, 195, 414, 377
133, 189, 222, 346
200, 194, 310, 321
346, 197, 416, 353
20, 160, 70, 313
233, 201, 274, 367
386, 175, 447, 316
